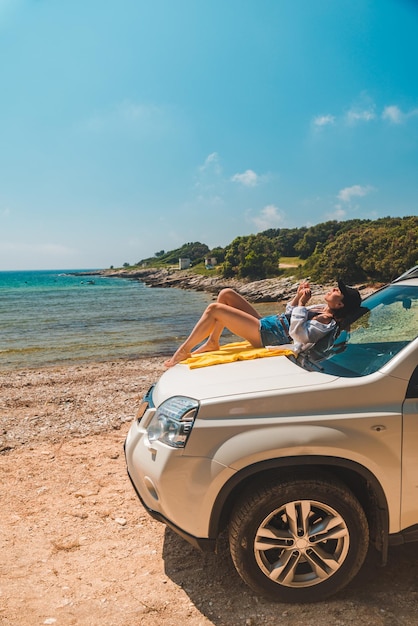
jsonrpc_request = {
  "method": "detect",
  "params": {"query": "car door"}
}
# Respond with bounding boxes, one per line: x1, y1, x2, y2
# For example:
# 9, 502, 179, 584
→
401, 364, 418, 530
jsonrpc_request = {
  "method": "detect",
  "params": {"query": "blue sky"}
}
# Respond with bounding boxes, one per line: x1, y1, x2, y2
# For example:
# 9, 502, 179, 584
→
0, 0, 417, 270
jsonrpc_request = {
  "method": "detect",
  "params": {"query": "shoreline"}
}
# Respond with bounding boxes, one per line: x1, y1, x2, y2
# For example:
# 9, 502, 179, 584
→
76, 267, 300, 302
82, 267, 377, 303
2, 270, 377, 374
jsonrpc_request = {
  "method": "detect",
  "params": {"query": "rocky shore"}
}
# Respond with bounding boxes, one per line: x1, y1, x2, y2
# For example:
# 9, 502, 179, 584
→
90, 267, 374, 303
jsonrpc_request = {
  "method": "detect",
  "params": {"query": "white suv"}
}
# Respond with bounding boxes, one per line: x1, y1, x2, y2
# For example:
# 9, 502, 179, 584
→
125, 268, 418, 602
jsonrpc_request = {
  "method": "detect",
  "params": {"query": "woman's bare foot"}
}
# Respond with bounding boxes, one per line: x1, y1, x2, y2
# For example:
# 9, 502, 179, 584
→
164, 346, 191, 368
191, 339, 220, 355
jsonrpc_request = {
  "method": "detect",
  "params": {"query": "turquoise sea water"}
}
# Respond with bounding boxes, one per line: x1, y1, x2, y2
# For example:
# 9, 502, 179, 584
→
0, 269, 214, 370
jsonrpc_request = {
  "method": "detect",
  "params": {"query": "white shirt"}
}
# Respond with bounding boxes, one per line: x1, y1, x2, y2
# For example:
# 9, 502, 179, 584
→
286, 303, 337, 353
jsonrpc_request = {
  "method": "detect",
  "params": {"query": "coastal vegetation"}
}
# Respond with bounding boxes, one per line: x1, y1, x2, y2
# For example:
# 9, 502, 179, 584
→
126, 216, 418, 284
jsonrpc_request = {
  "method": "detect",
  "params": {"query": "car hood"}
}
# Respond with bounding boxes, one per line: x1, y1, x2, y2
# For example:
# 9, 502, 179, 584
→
152, 354, 338, 405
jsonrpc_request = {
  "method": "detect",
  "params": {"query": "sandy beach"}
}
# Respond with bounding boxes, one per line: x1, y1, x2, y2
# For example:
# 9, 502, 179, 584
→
1, 357, 418, 626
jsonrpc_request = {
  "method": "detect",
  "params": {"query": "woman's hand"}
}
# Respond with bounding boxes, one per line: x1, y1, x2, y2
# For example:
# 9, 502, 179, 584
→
290, 281, 311, 307
299, 287, 311, 306
297, 281, 310, 296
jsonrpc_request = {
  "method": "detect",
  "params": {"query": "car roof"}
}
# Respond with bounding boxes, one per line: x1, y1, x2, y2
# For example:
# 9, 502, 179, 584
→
392, 266, 418, 282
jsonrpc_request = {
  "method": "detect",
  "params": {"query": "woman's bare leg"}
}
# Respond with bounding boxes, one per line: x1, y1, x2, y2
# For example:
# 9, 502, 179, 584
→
217, 288, 262, 318
164, 301, 263, 367
192, 289, 261, 354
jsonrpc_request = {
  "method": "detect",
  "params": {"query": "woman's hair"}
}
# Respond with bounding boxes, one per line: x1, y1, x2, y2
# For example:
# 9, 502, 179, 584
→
327, 307, 345, 334
331, 305, 369, 332
329, 306, 345, 321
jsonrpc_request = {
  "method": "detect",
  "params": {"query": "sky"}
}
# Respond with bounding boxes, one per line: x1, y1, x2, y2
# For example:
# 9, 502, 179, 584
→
0, 0, 417, 270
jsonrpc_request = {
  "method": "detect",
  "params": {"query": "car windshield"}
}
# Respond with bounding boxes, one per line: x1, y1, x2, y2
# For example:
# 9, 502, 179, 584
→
306, 283, 418, 377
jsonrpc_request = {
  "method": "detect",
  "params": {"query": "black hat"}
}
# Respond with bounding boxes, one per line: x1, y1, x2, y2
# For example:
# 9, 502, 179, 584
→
337, 279, 362, 317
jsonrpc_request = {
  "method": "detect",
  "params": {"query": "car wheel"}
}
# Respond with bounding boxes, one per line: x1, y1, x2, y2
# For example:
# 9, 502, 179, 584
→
229, 475, 369, 603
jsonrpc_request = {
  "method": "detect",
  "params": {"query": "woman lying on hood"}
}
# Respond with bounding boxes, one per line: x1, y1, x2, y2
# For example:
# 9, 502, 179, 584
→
164, 280, 362, 367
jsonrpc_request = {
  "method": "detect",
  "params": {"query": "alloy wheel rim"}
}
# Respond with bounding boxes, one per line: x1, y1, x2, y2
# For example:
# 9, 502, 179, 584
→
254, 499, 350, 588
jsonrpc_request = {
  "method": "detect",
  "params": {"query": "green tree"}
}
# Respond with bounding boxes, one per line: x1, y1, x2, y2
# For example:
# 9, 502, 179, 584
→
208, 246, 225, 263
221, 234, 280, 280
306, 216, 418, 282
294, 220, 369, 259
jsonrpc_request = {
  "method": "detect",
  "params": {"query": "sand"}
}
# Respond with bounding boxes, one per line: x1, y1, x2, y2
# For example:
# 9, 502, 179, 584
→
1, 357, 418, 625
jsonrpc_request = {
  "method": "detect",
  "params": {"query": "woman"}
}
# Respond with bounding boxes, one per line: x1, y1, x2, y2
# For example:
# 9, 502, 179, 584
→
164, 280, 361, 367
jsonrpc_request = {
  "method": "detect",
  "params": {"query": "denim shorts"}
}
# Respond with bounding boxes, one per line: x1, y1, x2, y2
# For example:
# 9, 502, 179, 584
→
259, 314, 290, 347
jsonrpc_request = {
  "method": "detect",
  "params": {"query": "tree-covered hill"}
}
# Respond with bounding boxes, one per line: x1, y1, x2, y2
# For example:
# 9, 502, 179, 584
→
132, 216, 418, 284
304, 216, 418, 283
137, 242, 210, 267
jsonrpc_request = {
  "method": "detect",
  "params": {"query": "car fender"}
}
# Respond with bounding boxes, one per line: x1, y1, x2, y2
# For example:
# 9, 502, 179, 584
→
211, 418, 401, 524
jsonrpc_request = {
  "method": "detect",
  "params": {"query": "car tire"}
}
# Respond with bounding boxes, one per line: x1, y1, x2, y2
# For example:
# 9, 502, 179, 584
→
229, 475, 369, 603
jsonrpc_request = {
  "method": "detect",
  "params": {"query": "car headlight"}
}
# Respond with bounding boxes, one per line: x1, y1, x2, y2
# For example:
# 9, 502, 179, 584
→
147, 396, 199, 448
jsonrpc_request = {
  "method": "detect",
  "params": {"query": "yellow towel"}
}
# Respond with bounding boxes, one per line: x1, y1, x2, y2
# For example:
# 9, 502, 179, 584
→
181, 341, 295, 369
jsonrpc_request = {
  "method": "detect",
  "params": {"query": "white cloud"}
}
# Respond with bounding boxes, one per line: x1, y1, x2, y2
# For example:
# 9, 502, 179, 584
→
382, 104, 418, 124
326, 205, 347, 220
313, 100, 418, 131
231, 169, 259, 187
313, 114, 336, 128
203, 152, 218, 164
1, 207, 10, 217
198, 152, 222, 179
193, 153, 224, 203
345, 92, 377, 125
337, 185, 374, 203
382, 105, 403, 124
199, 152, 221, 175
249, 204, 285, 231
346, 108, 376, 124
311, 96, 418, 132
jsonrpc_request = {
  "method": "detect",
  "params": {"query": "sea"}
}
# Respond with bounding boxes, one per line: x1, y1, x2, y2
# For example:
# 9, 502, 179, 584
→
0, 269, 217, 371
